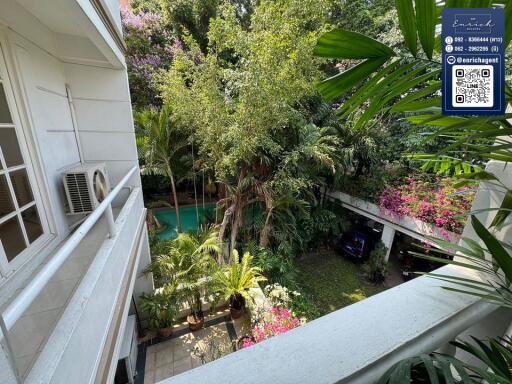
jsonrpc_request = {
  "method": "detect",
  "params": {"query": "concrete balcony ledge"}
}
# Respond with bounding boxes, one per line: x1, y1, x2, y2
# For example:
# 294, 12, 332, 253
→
161, 265, 499, 384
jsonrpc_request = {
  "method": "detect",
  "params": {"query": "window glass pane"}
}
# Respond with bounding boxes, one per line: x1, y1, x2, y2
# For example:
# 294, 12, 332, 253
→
0, 83, 12, 124
0, 174, 15, 217
0, 127, 24, 168
10, 168, 34, 207
21, 206, 43, 244
0, 216, 26, 262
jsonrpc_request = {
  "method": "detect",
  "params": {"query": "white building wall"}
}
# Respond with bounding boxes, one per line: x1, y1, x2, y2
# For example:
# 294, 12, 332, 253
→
10, 34, 81, 239
0, 1, 150, 382
0, 8, 84, 312
0, 0, 142, 244
62, 62, 141, 205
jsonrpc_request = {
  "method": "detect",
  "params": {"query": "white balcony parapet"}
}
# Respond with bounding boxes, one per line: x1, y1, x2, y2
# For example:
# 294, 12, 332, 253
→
160, 265, 497, 384
1, 166, 137, 332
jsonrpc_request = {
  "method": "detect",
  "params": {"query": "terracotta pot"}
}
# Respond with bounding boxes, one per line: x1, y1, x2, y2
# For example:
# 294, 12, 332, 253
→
229, 305, 245, 319
187, 313, 205, 331
158, 326, 174, 338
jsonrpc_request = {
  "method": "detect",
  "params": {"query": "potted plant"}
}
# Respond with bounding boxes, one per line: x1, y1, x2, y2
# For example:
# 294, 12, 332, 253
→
139, 287, 177, 337
179, 283, 209, 331
146, 226, 222, 331
214, 250, 266, 319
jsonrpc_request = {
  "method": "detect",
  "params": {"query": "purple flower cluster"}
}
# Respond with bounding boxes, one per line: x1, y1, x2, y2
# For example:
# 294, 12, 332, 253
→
121, 6, 177, 88
127, 54, 163, 82
130, 54, 162, 68
121, 6, 161, 30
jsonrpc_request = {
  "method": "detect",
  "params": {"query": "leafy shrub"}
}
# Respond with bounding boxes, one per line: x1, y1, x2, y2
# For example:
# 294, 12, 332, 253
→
263, 283, 320, 321
288, 291, 321, 320
363, 241, 389, 283
342, 289, 367, 303
250, 246, 297, 287
139, 289, 177, 329
340, 162, 411, 202
213, 250, 266, 308
264, 283, 299, 309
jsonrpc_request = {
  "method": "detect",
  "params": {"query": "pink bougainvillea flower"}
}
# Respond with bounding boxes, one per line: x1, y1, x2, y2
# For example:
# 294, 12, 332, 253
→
242, 307, 301, 348
378, 177, 475, 235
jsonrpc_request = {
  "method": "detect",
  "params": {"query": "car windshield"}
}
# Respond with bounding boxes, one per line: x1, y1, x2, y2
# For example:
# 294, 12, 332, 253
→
347, 235, 365, 249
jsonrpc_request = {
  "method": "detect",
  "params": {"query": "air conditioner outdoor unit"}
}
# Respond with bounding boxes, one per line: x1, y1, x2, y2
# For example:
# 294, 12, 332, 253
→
63, 163, 110, 215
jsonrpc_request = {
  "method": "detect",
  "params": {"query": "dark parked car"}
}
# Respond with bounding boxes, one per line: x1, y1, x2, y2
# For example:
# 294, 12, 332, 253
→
335, 230, 377, 260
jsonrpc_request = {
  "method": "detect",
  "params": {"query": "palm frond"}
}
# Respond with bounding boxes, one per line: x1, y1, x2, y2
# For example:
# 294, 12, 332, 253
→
214, 250, 266, 302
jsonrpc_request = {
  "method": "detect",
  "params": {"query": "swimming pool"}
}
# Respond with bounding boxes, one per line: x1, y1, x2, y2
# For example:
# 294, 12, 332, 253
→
154, 203, 217, 240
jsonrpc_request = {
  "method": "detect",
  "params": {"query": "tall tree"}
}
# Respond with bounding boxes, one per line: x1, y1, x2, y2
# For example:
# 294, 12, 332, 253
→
159, 0, 219, 53
135, 105, 190, 233
160, 0, 335, 256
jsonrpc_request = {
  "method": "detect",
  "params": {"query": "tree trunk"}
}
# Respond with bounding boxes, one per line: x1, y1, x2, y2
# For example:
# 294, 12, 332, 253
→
259, 208, 273, 248
229, 205, 242, 260
169, 171, 182, 233
218, 205, 234, 264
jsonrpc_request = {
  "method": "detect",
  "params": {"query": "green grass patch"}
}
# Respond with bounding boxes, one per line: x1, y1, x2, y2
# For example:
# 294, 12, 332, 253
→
295, 250, 387, 317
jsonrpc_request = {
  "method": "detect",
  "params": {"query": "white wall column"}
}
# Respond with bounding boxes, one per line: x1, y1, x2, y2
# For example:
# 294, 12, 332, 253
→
381, 225, 395, 263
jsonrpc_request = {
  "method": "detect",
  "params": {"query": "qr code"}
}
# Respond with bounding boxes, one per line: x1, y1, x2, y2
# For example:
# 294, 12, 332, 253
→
452, 65, 493, 107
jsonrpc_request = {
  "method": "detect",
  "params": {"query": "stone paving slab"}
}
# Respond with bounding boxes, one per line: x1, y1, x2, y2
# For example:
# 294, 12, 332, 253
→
136, 312, 250, 384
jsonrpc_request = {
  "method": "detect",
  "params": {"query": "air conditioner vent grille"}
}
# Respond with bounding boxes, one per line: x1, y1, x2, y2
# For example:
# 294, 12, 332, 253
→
65, 173, 93, 213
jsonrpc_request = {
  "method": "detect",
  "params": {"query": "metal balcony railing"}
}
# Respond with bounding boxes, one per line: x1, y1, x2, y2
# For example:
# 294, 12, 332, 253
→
0, 166, 137, 381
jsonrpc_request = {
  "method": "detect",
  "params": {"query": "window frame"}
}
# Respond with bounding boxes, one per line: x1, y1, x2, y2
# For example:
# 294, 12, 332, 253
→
0, 34, 55, 277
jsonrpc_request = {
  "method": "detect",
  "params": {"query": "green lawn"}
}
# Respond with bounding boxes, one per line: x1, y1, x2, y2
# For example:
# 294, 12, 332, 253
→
296, 250, 387, 317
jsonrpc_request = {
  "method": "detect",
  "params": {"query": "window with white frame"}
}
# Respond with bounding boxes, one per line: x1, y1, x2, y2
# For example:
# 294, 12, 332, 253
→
0, 45, 46, 270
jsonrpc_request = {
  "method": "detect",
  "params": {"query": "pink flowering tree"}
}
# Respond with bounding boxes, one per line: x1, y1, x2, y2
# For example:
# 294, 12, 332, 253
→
379, 176, 475, 235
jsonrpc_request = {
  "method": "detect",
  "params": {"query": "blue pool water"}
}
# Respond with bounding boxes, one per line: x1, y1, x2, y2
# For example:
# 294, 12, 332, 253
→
154, 203, 217, 240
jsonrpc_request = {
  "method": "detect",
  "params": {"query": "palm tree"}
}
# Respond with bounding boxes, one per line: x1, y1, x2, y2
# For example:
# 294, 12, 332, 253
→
145, 226, 222, 321
259, 123, 338, 248
213, 250, 266, 318
135, 105, 190, 233
217, 123, 339, 255
379, 336, 512, 384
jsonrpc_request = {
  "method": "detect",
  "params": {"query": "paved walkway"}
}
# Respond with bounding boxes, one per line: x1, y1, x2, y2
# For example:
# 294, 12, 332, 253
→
136, 312, 250, 383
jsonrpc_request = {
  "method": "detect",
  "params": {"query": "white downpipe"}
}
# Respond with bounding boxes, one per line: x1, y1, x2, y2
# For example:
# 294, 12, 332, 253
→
65, 84, 84, 165
1, 166, 137, 331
